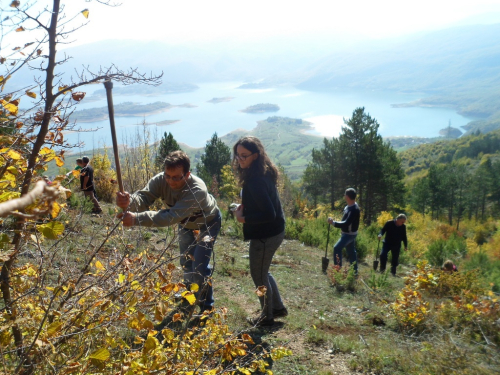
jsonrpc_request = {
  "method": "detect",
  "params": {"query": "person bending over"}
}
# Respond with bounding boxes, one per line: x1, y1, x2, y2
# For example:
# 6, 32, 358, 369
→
116, 150, 221, 313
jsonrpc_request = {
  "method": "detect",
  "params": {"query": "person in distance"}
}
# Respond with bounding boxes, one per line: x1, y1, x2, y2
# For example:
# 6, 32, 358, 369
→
378, 213, 408, 276
327, 188, 361, 275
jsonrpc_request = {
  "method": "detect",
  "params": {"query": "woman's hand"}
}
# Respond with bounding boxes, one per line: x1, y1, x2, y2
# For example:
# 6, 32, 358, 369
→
235, 204, 245, 223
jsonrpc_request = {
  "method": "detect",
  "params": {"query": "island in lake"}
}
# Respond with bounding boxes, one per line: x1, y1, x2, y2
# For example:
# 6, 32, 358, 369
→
207, 97, 234, 104
154, 119, 180, 126
240, 103, 280, 114
71, 102, 195, 122
134, 119, 180, 127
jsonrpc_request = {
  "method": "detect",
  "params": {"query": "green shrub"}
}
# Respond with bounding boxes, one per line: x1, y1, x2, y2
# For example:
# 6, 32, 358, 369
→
433, 269, 485, 297
284, 218, 304, 240
426, 233, 467, 267
364, 223, 380, 238
367, 270, 389, 290
463, 252, 500, 292
352, 234, 368, 263
327, 262, 357, 292
68, 192, 93, 213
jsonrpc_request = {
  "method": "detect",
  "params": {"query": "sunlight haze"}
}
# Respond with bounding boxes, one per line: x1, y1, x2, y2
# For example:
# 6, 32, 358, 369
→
61, 0, 500, 46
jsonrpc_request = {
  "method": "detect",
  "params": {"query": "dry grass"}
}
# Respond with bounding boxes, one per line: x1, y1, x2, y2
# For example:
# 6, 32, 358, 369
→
37, 200, 498, 375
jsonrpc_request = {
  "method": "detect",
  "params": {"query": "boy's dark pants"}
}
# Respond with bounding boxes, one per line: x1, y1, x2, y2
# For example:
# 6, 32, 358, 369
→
379, 243, 401, 275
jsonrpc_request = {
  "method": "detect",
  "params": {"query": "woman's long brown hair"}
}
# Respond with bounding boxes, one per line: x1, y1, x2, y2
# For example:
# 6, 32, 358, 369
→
232, 136, 279, 186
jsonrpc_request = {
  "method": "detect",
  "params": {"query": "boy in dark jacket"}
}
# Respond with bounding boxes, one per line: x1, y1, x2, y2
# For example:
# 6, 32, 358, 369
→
378, 214, 408, 276
328, 188, 360, 274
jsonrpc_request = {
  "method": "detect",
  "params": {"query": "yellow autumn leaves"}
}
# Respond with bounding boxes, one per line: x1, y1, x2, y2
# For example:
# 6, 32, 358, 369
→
0, 148, 24, 189
40, 147, 65, 167
0, 98, 19, 116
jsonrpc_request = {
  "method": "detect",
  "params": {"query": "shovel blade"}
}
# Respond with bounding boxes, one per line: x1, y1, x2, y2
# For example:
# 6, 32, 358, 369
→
322, 257, 330, 274
373, 260, 379, 271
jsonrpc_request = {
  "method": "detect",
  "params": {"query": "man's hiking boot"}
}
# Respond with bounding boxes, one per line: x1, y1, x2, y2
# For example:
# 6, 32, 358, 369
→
272, 307, 288, 318
247, 315, 275, 327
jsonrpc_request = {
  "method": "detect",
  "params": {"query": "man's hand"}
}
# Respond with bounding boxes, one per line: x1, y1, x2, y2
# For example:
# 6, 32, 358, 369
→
234, 204, 245, 223
116, 212, 136, 227
116, 191, 131, 210
378, 234, 382, 241
404, 247, 408, 251
327, 217, 334, 225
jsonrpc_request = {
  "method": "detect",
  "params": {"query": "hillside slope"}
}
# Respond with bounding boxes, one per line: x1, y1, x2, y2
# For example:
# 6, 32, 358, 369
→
399, 128, 500, 177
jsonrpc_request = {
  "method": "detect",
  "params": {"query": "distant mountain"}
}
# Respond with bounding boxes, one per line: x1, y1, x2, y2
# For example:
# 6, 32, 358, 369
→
56, 38, 331, 85
10, 23, 500, 136
298, 24, 500, 93
297, 24, 500, 133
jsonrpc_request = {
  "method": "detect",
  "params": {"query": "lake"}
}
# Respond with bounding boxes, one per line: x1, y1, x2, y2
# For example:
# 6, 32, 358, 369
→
68, 82, 472, 150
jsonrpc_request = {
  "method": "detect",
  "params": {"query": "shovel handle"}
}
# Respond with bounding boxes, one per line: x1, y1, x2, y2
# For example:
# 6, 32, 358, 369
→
104, 80, 124, 193
325, 223, 331, 258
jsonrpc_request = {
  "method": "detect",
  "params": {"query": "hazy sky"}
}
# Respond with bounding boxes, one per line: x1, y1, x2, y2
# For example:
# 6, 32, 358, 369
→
55, 0, 500, 46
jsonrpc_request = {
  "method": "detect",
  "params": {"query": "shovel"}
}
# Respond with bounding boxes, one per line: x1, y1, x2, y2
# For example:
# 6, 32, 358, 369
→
373, 240, 381, 271
322, 223, 331, 274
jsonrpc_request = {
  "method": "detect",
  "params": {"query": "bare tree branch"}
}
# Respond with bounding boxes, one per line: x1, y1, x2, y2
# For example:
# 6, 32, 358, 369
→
0, 180, 58, 218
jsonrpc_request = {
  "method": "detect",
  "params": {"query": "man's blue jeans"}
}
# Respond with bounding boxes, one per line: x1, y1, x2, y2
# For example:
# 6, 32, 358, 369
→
333, 233, 358, 273
178, 212, 221, 310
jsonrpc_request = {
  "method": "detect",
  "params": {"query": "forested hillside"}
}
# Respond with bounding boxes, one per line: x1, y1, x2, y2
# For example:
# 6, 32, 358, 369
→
399, 129, 500, 176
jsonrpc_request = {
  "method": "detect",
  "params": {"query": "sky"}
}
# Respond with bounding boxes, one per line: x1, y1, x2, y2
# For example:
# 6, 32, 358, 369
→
27, 0, 500, 47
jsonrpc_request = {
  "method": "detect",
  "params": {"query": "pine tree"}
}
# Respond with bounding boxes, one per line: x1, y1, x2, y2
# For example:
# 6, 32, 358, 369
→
155, 132, 181, 171
301, 108, 405, 224
337, 107, 405, 224
196, 132, 231, 187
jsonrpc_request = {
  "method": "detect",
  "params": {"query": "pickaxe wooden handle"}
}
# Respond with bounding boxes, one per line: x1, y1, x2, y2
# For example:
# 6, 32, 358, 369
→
103, 80, 124, 193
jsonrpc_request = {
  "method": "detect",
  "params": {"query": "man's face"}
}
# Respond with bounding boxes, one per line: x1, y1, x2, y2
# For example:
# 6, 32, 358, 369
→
164, 166, 190, 190
396, 218, 406, 227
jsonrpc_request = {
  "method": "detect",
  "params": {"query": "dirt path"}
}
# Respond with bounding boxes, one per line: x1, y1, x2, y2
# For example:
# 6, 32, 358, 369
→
213, 236, 363, 374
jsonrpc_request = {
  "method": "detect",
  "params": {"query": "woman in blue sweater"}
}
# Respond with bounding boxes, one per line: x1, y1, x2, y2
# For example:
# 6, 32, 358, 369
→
233, 136, 287, 327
